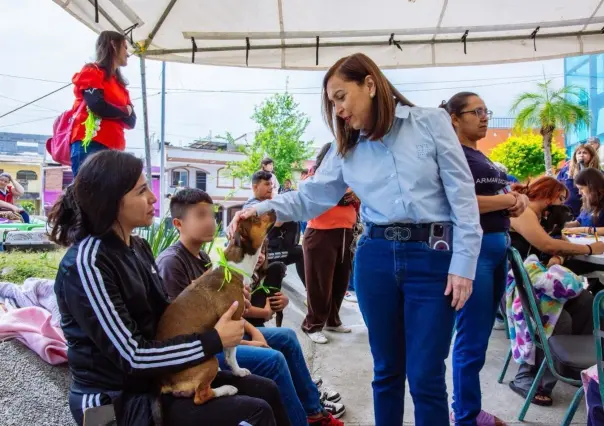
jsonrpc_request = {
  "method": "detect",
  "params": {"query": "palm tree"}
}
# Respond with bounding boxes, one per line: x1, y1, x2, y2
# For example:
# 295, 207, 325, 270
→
511, 80, 590, 176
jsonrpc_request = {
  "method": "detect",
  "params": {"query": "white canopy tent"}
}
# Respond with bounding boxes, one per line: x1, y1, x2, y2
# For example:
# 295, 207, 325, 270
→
53, 0, 604, 70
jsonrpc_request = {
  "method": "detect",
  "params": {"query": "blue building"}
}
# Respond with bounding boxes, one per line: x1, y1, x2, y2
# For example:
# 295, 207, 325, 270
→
564, 54, 604, 157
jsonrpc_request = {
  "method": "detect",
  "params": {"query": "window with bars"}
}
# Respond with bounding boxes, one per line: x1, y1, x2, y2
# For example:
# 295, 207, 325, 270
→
196, 171, 207, 191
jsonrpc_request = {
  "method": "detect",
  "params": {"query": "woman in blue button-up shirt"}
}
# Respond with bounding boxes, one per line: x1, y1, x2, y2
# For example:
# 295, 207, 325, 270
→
229, 53, 482, 426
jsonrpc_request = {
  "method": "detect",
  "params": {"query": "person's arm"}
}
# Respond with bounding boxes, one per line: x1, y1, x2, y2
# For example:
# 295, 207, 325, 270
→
255, 143, 348, 222
511, 210, 592, 256
244, 298, 274, 321
240, 321, 268, 347
565, 221, 580, 228
122, 108, 136, 129
8, 179, 24, 197
430, 109, 482, 280
61, 258, 223, 377
0, 199, 19, 212
156, 254, 195, 301
82, 88, 131, 119
476, 194, 516, 214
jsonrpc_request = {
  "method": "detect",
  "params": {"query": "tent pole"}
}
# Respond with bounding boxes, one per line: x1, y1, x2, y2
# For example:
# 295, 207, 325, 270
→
139, 55, 153, 186
159, 61, 166, 216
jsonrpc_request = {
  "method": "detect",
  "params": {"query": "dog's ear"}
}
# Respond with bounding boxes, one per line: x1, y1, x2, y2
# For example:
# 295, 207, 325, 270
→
232, 231, 242, 247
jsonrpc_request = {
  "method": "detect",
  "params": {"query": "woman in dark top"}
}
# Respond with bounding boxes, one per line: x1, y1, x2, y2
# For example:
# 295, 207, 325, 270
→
69, 31, 136, 176
50, 150, 285, 426
557, 144, 600, 218
564, 168, 604, 233
507, 176, 600, 406
441, 92, 529, 425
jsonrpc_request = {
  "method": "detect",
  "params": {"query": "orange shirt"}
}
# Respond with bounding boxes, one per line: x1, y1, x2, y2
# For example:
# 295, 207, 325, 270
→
308, 204, 357, 230
70, 64, 131, 151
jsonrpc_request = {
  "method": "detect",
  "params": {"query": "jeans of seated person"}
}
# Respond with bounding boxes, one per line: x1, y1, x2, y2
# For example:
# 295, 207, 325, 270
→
452, 232, 509, 425
587, 379, 604, 426
70, 140, 108, 177
354, 236, 455, 426
19, 210, 30, 224
217, 327, 323, 426
512, 290, 594, 396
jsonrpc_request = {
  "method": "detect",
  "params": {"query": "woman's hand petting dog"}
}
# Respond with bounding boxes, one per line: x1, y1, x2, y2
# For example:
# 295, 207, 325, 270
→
269, 292, 289, 312
444, 274, 473, 311
214, 301, 245, 348
262, 299, 275, 321
228, 207, 258, 239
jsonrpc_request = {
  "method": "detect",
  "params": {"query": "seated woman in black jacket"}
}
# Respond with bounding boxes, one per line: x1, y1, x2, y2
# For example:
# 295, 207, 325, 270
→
49, 150, 288, 426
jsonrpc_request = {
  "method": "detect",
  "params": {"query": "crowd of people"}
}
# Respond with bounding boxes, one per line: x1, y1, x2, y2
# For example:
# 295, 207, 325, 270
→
42, 28, 604, 426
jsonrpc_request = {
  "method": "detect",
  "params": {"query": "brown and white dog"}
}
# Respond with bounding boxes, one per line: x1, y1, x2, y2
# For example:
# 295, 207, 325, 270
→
155, 211, 276, 405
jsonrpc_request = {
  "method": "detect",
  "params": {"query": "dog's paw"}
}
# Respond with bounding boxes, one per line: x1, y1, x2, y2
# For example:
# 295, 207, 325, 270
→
213, 385, 238, 398
232, 367, 251, 377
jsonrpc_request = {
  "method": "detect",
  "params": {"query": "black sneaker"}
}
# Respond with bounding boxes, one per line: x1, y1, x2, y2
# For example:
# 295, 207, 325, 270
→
320, 389, 341, 403
313, 377, 323, 388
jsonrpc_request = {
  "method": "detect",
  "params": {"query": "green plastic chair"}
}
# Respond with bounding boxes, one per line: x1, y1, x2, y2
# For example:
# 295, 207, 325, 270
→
592, 290, 604, 407
508, 246, 595, 425
497, 297, 514, 384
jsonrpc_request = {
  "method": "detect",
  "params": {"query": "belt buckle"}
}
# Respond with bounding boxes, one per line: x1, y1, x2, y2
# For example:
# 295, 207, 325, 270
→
384, 226, 411, 241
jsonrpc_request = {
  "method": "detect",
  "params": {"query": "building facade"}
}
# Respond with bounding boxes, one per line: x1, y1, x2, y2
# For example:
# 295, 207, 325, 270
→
164, 140, 254, 227
564, 54, 604, 157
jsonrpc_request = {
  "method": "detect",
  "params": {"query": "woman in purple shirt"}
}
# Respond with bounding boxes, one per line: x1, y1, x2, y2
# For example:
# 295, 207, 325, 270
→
441, 92, 529, 426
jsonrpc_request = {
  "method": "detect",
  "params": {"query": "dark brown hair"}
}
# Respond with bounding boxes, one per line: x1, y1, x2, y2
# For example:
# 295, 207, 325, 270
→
48, 151, 143, 246
512, 176, 569, 203
569, 143, 599, 178
439, 92, 479, 117
261, 157, 273, 167
94, 30, 128, 86
170, 188, 214, 220
575, 168, 604, 217
322, 53, 414, 157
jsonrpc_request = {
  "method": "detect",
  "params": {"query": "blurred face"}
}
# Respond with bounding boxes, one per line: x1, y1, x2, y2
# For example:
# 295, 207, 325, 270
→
451, 96, 490, 143
589, 141, 600, 153
577, 184, 589, 200
117, 174, 157, 230
262, 163, 274, 173
255, 250, 266, 270
253, 179, 273, 201
326, 73, 375, 131
174, 203, 216, 244
0, 176, 9, 191
549, 191, 567, 206
575, 148, 592, 164
114, 39, 128, 67
284, 180, 291, 189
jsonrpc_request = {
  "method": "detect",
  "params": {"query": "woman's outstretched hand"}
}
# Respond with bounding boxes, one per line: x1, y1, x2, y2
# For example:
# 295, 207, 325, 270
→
227, 207, 258, 239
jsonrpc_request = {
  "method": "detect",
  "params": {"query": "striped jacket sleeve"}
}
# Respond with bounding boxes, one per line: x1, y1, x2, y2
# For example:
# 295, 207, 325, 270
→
62, 238, 223, 376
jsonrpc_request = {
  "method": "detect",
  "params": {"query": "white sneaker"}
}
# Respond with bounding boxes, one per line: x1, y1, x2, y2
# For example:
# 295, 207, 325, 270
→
307, 331, 329, 344
344, 291, 358, 303
324, 325, 352, 333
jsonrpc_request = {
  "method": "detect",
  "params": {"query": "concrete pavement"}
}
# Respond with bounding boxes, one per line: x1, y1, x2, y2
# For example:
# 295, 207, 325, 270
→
280, 265, 588, 426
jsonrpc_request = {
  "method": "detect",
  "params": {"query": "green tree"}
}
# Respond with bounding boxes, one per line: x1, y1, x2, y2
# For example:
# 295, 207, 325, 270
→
489, 133, 566, 181
511, 80, 590, 176
225, 93, 314, 184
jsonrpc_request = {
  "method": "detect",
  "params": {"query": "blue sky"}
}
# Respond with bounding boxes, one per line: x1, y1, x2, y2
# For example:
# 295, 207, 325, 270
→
0, 0, 564, 155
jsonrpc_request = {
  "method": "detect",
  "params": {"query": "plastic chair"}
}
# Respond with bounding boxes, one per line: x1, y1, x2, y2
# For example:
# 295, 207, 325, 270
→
508, 247, 595, 425
497, 295, 514, 384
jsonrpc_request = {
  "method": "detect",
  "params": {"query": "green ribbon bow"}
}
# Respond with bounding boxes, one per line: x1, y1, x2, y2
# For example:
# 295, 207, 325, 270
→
208, 247, 250, 291
250, 280, 281, 295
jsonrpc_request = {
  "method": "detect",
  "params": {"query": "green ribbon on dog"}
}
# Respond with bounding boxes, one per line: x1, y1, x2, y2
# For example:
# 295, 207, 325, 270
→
250, 280, 281, 295
209, 247, 250, 291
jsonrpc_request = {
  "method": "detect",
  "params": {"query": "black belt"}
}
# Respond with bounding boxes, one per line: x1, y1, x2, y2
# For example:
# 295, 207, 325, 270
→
368, 223, 431, 242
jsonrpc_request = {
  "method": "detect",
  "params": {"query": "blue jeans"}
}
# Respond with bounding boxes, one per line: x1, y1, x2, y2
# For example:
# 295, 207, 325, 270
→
217, 327, 322, 426
70, 141, 108, 176
452, 232, 509, 425
354, 235, 455, 426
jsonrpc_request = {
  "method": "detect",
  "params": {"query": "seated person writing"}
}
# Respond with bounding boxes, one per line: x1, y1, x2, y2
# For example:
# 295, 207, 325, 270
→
244, 171, 306, 287
564, 168, 604, 234
0, 173, 30, 223
156, 189, 345, 425
507, 176, 600, 407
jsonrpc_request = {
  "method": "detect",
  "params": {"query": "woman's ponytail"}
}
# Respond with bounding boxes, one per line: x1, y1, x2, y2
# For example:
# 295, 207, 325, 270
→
47, 185, 86, 247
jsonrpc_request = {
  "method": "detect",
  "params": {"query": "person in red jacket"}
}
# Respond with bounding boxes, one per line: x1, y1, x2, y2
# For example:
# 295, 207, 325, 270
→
70, 31, 136, 176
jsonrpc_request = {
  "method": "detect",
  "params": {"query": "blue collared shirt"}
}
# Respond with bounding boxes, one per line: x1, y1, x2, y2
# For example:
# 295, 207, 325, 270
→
255, 105, 482, 280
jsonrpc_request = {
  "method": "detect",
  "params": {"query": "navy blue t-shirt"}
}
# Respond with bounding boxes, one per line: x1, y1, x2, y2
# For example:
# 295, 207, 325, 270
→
462, 145, 510, 233
577, 209, 604, 228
